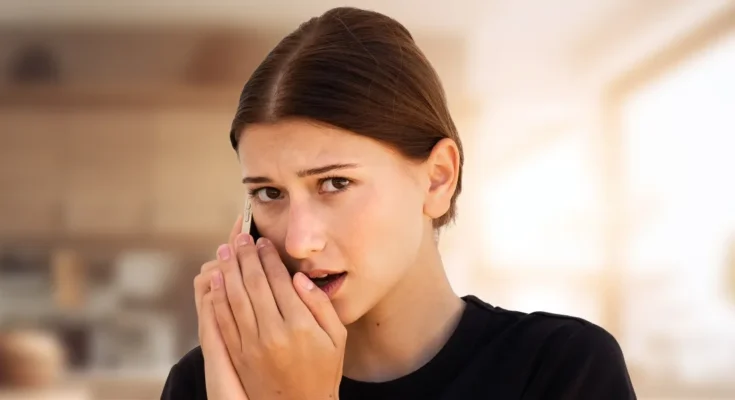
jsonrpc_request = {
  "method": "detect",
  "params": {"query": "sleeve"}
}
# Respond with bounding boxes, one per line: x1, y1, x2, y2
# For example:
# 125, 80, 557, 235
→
161, 361, 195, 400
161, 347, 208, 400
525, 324, 637, 400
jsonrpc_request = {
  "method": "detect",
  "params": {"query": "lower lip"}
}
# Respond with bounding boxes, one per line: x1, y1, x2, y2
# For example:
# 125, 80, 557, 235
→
318, 273, 346, 299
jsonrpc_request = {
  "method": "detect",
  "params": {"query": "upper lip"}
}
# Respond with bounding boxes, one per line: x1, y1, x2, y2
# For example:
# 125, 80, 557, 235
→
302, 269, 346, 279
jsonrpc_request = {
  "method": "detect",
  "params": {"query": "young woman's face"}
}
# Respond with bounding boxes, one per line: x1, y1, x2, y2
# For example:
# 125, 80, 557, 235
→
237, 119, 433, 325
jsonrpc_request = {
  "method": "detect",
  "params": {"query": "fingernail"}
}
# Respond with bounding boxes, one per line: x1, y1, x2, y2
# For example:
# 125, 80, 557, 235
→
297, 272, 314, 291
211, 270, 223, 290
256, 237, 270, 249
217, 244, 230, 260
236, 233, 250, 247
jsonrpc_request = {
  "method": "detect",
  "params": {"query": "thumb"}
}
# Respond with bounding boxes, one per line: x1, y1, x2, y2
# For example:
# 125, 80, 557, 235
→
293, 272, 346, 346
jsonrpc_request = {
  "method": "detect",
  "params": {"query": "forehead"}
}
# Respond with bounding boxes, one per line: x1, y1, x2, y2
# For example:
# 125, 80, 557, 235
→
237, 119, 399, 170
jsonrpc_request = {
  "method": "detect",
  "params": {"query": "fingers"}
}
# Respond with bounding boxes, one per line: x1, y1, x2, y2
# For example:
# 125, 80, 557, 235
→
195, 215, 244, 318
217, 243, 258, 339
199, 291, 227, 356
234, 233, 283, 336
257, 237, 309, 322
229, 214, 244, 247
195, 260, 220, 317
199, 291, 248, 399
211, 268, 243, 355
292, 272, 347, 348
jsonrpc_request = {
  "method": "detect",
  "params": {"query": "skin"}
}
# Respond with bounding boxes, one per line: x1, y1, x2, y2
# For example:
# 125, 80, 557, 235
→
195, 118, 465, 399
194, 219, 249, 400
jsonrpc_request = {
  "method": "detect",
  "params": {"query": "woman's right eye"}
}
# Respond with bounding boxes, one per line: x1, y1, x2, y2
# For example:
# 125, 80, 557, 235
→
255, 187, 283, 203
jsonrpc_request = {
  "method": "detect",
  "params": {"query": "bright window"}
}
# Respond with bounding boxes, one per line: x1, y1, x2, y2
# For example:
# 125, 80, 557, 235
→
620, 30, 735, 386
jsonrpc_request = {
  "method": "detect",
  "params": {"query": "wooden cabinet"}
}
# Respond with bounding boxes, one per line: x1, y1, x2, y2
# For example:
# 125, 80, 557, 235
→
0, 106, 243, 240
149, 110, 243, 237
0, 109, 66, 236
61, 110, 155, 235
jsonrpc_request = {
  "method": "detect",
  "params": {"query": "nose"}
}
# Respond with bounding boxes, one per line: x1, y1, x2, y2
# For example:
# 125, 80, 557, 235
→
284, 203, 326, 259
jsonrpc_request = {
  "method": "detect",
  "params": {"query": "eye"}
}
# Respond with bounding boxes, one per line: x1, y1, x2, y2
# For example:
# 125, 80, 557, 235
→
319, 177, 351, 193
253, 187, 283, 203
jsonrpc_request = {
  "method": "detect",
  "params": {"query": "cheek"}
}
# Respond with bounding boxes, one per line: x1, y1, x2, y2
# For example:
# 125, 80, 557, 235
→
337, 181, 425, 275
250, 207, 281, 239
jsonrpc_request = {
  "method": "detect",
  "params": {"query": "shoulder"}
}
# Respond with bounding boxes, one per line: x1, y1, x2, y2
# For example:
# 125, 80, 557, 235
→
161, 346, 207, 400
178, 345, 206, 367
522, 310, 628, 371
521, 308, 625, 358
463, 295, 636, 398
463, 294, 623, 354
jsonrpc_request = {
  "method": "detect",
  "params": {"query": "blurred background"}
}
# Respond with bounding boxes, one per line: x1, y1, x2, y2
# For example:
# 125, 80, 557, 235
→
1, 0, 734, 399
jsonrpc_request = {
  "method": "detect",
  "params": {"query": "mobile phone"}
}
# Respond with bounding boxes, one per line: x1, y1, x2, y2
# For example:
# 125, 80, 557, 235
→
242, 196, 262, 242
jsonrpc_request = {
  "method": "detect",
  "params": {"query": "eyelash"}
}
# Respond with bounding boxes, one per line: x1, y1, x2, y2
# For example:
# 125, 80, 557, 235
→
247, 176, 353, 203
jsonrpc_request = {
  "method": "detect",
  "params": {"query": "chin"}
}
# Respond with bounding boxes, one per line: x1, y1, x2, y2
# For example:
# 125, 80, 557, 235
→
330, 297, 368, 326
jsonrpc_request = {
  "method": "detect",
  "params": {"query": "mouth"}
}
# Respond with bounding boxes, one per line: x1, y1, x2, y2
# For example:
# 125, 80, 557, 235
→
309, 271, 346, 287
306, 271, 347, 298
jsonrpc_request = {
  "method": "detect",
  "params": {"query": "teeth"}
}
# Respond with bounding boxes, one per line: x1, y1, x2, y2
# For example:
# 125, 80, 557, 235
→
314, 273, 328, 279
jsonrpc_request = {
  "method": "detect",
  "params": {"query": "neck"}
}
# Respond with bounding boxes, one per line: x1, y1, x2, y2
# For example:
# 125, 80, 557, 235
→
342, 236, 465, 382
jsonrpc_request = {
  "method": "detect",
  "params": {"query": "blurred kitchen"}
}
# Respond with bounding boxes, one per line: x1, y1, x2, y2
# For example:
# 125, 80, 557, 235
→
1, 0, 734, 399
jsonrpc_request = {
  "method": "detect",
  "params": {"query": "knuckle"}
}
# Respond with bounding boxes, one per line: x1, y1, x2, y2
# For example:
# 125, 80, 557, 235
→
244, 346, 264, 365
202, 293, 216, 313
262, 331, 289, 353
196, 262, 222, 287
236, 242, 258, 261
211, 288, 225, 303
202, 291, 213, 303
289, 318, 313, 335
219, 259, 237, 274
244, 271, 270, 293
227, 290, 246, 309
193, 276, 208, 295
258, 242, 277, 257
200, 260, 218, 274
262, 247, 286, 268
230, 353, 248, 371
262, 252, 285, 271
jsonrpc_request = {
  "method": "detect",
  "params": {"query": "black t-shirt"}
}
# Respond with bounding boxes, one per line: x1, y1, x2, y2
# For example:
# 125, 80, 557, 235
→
161, 295, 637, 399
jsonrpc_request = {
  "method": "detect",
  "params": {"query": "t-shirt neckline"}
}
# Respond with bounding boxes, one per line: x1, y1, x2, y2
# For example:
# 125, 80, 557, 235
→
339, 296, 488, 397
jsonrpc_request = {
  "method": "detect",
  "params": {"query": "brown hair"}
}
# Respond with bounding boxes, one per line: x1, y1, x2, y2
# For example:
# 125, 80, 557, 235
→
230, 7, 464, 227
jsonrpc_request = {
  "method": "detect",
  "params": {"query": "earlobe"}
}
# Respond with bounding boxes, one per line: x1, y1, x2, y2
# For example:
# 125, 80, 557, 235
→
423, 138, 460, 220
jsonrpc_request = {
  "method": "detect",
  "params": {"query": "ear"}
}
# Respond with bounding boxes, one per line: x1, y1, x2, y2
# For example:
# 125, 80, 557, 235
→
423, 138, 460, 220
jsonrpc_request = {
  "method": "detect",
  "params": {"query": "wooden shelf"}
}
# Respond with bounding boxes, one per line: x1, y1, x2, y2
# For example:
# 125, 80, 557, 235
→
0, 232, 226, 258
0, 83, 243, 110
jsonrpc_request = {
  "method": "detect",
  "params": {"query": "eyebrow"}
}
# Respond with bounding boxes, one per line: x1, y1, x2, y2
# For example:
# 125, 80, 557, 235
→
241, 163, 360, 184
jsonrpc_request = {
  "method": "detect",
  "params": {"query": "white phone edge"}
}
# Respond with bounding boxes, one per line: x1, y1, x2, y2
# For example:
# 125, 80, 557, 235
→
242, 196, 253, 234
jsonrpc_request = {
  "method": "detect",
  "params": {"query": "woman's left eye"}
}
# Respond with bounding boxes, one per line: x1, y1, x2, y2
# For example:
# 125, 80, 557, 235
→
319, 177, 351, 193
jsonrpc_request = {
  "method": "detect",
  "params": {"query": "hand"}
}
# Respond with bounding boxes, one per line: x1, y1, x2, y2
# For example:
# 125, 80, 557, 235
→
210, 231, 346, 400
194, 216, 249, 400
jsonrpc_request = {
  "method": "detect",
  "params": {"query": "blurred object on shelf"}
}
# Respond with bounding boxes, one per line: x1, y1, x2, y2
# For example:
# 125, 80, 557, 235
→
113, 250, 177, 303
0, 329, 65, 388
0, 388, 89, 400
8, 43, 62, 84
51, 248, 87, 311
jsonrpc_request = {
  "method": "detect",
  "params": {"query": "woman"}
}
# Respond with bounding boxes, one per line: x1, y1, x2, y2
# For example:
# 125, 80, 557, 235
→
162, 7, 636, 400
